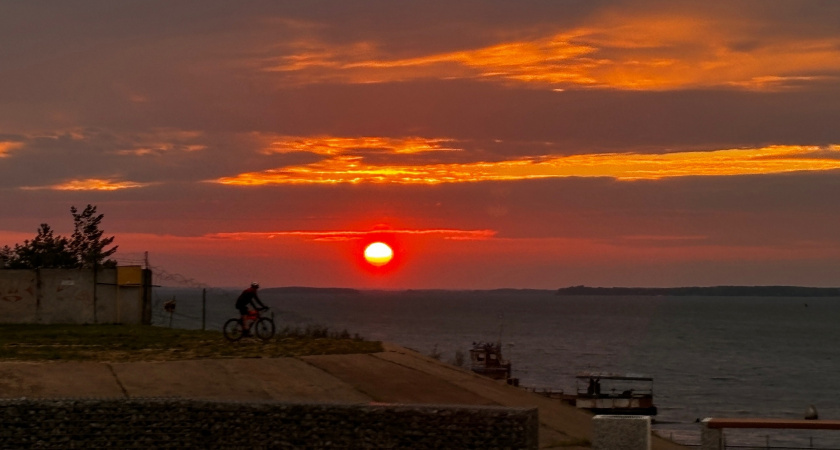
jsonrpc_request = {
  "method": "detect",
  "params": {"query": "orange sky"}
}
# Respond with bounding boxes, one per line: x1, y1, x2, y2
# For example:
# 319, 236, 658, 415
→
2, 1, 840, 289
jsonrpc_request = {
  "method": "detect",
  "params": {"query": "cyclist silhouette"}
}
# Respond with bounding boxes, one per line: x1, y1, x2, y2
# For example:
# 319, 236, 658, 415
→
235, 282, 267, 335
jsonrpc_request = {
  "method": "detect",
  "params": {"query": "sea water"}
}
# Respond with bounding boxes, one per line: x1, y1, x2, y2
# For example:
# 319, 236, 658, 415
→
154, 288, 840, 448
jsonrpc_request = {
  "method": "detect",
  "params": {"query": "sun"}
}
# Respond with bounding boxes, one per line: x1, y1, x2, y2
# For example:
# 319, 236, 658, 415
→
364, 242, 393, 266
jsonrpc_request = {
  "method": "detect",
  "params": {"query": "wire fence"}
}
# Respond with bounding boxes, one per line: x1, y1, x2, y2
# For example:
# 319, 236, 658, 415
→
113, 255, 232, 331
150, 285, 234, 331
111, 252, 148, 268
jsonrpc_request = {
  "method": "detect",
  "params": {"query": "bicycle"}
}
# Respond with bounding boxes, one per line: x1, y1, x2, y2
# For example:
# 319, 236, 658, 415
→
223, 307, 276, 342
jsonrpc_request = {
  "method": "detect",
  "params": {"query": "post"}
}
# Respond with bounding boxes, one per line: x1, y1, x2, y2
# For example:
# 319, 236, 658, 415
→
115, 277, 121, 323
141, 268, 153, 325
92, 262, 98, 324
592, 415, 651, 450
164, 297, 176, 328
202, 288, 207, 331
34, 269, 42, 323
701, 419, 724, 450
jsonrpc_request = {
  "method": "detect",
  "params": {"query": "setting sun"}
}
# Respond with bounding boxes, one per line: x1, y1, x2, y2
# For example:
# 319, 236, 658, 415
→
364, 242, 394, 266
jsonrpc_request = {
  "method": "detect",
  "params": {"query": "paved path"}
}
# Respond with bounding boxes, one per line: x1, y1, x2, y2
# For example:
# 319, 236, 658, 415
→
0, 342, 684, 449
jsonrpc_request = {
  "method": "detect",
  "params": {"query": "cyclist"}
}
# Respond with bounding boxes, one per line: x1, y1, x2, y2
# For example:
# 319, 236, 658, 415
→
235, 282, 267, 335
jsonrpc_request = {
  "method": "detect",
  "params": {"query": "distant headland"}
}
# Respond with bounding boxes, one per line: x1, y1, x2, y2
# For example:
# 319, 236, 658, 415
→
261, 286, 361, 295
258, 286, 840, 297
556, 285, 840, 297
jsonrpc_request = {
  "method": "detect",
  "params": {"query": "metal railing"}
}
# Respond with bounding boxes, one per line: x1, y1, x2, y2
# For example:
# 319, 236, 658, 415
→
701, 418, 840, 450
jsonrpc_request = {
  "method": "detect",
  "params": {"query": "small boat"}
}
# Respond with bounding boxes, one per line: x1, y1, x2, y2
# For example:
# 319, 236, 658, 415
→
469, 341, 514, 383
572, 372, 658, 415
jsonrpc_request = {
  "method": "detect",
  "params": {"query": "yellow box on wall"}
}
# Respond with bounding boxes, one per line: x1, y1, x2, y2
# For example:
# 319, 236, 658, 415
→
117, 266, 144, 286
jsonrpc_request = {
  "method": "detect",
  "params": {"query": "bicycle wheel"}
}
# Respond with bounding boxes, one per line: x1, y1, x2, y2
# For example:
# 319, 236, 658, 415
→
223, 318, 245, 341
254, 317, 276, 341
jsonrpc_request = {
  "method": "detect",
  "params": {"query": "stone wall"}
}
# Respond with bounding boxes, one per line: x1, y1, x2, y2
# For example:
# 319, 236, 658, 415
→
592, 415, 651, 450
0, 398, 539, 449
0, 267, 151, 325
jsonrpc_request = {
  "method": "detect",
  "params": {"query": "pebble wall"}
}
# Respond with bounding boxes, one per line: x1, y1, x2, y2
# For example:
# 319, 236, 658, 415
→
0, 398, 538, 449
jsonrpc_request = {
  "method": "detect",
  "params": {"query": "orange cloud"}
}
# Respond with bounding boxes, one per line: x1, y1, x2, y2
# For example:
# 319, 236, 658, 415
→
18, 128, 207, 157
206, 228, 496, 241
262, 14, 840, 91
20, 178, 151, 191
584, 13, 840, 90
257, 135, 457, 155
115, 144, 206, 156
113, 129, 207, 156
0, 141, 23, 157
212, 144, 840, 185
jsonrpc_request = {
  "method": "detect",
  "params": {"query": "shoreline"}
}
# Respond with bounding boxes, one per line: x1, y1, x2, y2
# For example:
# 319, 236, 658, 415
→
0, 342, 685, 449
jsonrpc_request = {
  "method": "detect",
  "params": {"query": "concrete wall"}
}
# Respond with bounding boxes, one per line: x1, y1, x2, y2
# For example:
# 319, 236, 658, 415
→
0, 399, 539, 449
592, 415, 651, 450
0, 267, 150, 325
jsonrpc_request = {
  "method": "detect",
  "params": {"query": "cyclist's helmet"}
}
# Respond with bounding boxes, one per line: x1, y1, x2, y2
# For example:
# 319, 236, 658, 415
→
250, 282, 260, 289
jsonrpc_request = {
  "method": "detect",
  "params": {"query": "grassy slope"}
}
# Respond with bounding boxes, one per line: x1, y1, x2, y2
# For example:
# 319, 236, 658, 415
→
0, 324, 383, 362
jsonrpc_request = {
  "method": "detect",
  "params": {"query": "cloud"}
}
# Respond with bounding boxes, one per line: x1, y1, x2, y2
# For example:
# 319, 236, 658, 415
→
257, 135, 459, 156
19, 178, 153, 191
0, 128, 229, 189
205, 228, 496, 242
108, 129, 208, 156
211, 143, 840, 185
0, 141, 23, 157
258, 12, 840, 91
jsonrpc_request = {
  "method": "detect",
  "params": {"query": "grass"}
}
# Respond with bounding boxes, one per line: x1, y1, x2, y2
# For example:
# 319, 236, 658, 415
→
0, 324, 383, 362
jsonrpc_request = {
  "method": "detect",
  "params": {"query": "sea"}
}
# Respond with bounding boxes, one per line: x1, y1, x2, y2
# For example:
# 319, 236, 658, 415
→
153, 287, 840, 449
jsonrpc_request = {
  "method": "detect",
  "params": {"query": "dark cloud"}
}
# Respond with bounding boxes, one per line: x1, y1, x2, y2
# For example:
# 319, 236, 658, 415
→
236, 81, 840, 152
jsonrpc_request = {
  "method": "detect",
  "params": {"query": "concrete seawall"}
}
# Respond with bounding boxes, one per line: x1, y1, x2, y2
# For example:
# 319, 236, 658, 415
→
0, 399, 539, 449
0, 342, 685, 449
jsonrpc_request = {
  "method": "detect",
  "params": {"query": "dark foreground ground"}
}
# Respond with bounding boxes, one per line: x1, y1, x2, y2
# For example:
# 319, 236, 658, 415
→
0, 325, 684, 449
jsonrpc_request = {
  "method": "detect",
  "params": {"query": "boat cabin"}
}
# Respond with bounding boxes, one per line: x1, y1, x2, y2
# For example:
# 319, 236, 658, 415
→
574, 372, 657, 415
469, 341, 512, 381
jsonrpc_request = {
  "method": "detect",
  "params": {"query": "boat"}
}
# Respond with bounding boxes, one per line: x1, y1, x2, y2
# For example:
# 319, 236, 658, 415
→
571, 372, 658, 415
469, 341, 515, 384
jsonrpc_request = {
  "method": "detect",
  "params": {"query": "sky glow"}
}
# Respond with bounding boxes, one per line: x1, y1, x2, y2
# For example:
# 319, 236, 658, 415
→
2, 0, 840, 289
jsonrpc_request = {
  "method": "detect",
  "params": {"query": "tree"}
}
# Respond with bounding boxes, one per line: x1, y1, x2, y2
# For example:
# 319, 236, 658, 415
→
70, 204, 118, 268
4, 224, 77, 269
0, 204, 118, 270
0, 245, 13, 268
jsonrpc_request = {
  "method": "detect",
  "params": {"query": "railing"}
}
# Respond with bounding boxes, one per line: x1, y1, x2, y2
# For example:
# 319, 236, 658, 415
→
701, 418, 840, 450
